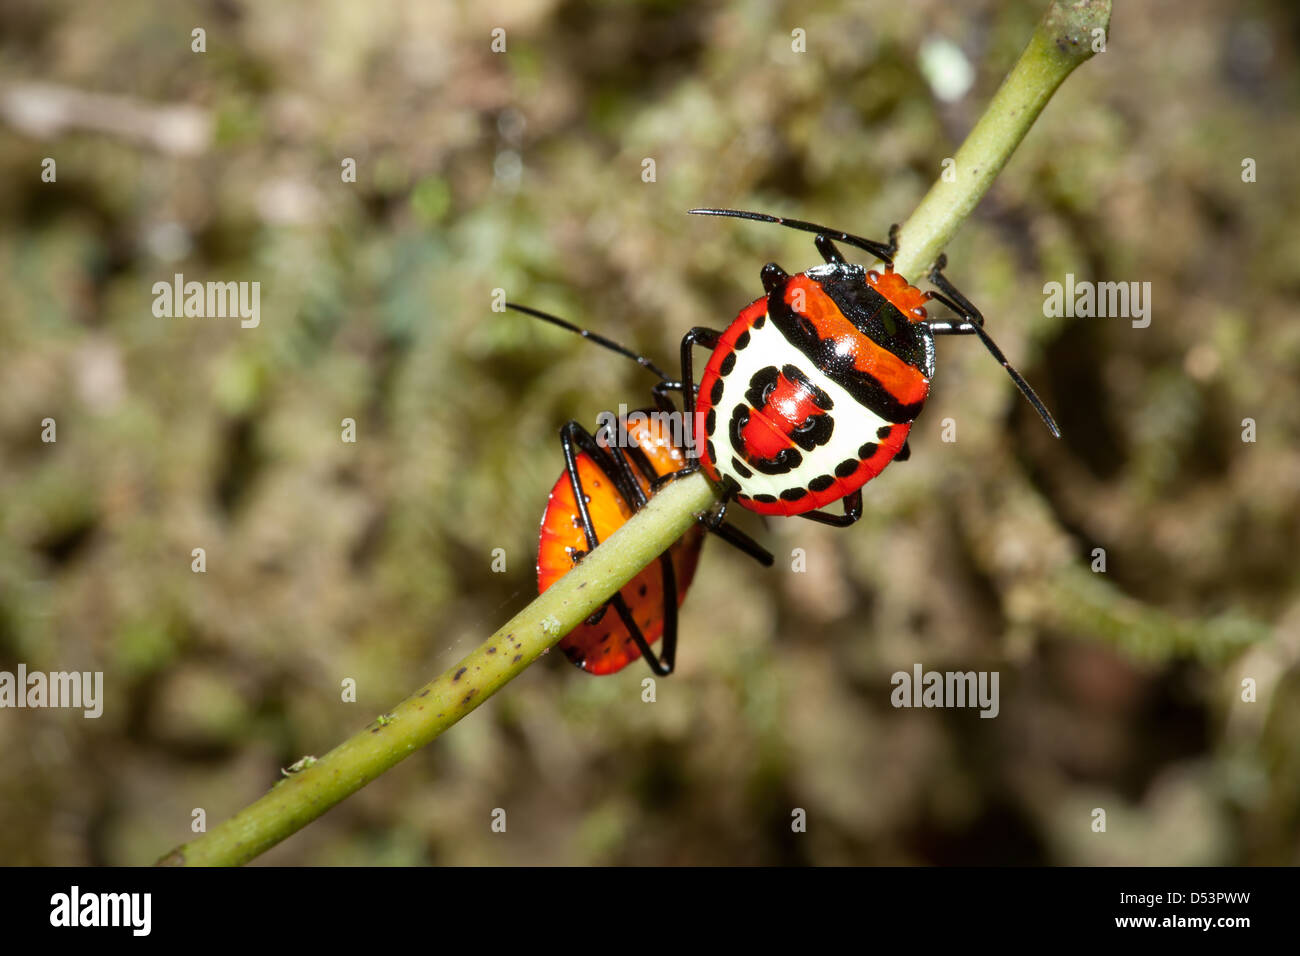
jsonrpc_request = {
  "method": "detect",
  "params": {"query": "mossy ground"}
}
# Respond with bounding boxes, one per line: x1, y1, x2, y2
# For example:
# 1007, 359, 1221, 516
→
1, 0, 1297, 864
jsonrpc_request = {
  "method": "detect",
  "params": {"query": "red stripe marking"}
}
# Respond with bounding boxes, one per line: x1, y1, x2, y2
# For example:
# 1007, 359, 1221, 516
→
784, 276, 930, 406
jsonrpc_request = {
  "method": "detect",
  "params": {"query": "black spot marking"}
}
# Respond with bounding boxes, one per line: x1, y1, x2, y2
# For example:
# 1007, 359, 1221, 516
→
780, 487, 808, 502
877, 425, 893, 439
730, 457, 754, 479
710, 379, 724, 405
808, 474, 835, 492
745, 366, 781, 410
734, 330, 751, 351
789, 410, 834, 452
753, 493, 778, 504
453, 667, 466, 681
753, 312, 766, 329
706, 439, 717, 464
835, 458, 859, 478
705, 408, 716, 435
858, 442, 879, 459
638, 584, 648, 597
719, 352, 736, 376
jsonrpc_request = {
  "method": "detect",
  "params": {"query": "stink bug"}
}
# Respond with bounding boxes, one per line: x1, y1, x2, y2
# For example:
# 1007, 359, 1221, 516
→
515, 304, 773, 676
669, 209, 1061, 526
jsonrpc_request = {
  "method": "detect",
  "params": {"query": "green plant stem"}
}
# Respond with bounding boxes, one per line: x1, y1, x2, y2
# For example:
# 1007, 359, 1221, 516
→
157, 0, 1110, 867
156, 475, 716, 866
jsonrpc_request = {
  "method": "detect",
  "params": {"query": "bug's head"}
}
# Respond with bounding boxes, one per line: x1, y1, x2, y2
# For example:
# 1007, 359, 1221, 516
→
866, 269, 930, 323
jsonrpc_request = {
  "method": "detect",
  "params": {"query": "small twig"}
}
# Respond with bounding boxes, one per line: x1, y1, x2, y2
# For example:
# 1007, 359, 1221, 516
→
158, 0, 1110, 867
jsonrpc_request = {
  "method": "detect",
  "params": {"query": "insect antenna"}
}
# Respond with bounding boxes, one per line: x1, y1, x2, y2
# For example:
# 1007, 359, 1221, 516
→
689, 208, 895, 265
967, 321, 1061, 438
505, 302, 670, 381
925, 277, 1062, 439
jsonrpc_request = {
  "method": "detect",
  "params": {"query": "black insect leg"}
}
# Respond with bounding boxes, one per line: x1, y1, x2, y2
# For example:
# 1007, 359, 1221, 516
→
647, 466, 773, 567
561, 420, 619, 558
923, 257, 1061, 438
678, 326, 721, 446
648, 464, 700, 493
606, 555, 677, 677
559, 419, 677, 676
795, 489, 863, 528
923, 255, 983, 332
815, 235, 846, 265
600, 425, 651, 511
651, 379, 686, 414
648, 326, 723, 489
708, 521, 774, 567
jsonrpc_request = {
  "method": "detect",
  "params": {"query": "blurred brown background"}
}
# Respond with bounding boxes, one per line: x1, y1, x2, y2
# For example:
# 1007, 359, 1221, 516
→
1, 0, 1298, 865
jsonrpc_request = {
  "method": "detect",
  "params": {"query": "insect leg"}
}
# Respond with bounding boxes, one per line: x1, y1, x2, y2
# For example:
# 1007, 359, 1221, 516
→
794, 489, 863, 528
925, 259, 1061, 439
648, 327, 723, 489
707, 521, 774, 567
815, 235, 846, 265
563, 420, 678, 674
